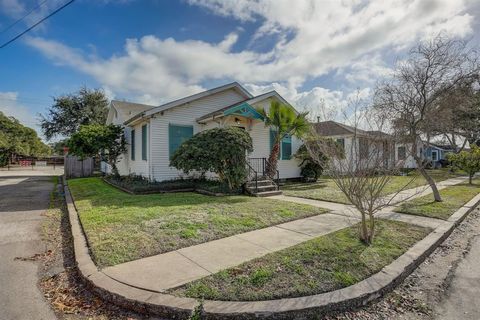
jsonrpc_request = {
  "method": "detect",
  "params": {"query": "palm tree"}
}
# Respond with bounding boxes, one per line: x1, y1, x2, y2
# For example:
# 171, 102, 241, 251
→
257, 100, 310, 178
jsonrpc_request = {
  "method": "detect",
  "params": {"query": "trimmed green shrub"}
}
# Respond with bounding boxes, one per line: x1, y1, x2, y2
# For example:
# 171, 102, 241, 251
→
295, 144, 325, 181
170, 127, 253, 189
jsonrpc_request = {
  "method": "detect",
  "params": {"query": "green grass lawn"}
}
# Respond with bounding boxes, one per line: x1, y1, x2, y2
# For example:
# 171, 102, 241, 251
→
282, 170, 465, 204
170, 220, 430, 301
68, 177, 328, 268
395, 179, 480, 220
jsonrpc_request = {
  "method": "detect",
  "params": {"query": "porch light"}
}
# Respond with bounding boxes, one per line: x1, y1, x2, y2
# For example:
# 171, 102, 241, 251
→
235, 117, 241, 125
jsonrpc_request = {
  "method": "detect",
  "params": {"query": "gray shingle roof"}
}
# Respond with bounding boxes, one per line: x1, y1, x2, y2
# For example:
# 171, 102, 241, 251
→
111, 100, 154, 121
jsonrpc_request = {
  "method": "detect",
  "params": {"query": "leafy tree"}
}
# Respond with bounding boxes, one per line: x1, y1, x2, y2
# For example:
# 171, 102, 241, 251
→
67, 124, 126, 176
50, 139, 69, 156
170, 127, 253, 189
257, 101, 309, 177
374, 36, 479, 202
294, 143, 325, 181
40, 87, 109, 140
447, 145, 480, 184
0, 112, 50, 166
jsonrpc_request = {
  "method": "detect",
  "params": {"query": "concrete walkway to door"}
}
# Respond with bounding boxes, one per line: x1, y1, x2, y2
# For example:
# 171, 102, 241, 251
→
0, 170, 60, 319
99, 176, 467, 294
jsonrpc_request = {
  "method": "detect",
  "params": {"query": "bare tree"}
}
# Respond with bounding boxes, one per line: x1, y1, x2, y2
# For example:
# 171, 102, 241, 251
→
306, 95, 419, 244
374, 36, 479, 202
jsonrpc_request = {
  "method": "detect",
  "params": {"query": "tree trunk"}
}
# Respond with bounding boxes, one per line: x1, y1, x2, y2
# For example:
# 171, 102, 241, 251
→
359, 212, 374, 245
411, 135, 442, 202
418, 165, 442, 202
469, 173, 473, 185
266, 142, 280, 178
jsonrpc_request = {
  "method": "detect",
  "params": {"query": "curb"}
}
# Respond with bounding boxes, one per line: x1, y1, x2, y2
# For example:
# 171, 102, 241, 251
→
64, 177, 480, 319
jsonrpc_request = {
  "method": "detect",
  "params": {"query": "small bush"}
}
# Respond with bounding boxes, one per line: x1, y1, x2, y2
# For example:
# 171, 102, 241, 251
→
170, 127, 253, 190
295, 144, 325, 182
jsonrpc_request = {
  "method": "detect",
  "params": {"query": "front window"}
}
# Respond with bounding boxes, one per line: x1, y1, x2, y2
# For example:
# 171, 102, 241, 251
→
359, 138, 368, 159
131, 129, 135, 161
142, 124, 148, 161
398, 146, 406, 160
281, 134, 292, 160
169, 124, 194, 159
270, 129, 292, 160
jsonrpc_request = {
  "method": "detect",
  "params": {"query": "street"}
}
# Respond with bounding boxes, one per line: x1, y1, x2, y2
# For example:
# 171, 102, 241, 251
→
0, 170, 59, 319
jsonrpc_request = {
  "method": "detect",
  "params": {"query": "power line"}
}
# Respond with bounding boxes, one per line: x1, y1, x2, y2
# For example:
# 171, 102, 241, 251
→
0, 0, 75, 49
0, 0, 49, 35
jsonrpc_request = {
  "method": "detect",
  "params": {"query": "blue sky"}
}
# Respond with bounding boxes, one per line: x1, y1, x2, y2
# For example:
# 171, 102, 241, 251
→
1, 0, 479, 139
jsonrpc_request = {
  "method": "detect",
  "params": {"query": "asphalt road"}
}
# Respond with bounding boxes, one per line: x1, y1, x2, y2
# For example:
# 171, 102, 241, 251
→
0, 171, 57, 320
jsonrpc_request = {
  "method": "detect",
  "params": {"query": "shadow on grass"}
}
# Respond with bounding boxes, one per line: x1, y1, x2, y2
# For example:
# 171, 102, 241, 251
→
283, 180, 332, 191
69, 177, 254, 210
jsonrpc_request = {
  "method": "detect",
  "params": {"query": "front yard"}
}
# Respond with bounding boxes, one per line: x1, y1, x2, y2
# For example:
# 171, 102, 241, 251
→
170, 219, 430, 301
282, 170, 465, 204
395, 179, 480, 220
69, 177, 328, 267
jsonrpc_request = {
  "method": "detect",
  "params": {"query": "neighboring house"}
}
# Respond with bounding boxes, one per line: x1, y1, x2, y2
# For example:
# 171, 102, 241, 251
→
313, 121, 395, 170
103, 82, 302, 183
395, 140, 461, 169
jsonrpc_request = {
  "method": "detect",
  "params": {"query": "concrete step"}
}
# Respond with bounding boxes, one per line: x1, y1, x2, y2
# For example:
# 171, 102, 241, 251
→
246, 185, 277, 192
246, 180, 274, 187
254, 190, 283, 197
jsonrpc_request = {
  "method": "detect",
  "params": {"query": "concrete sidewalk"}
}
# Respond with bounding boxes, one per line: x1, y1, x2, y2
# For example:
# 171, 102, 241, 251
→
101, 176, 467, 294
103, 213, 358, 292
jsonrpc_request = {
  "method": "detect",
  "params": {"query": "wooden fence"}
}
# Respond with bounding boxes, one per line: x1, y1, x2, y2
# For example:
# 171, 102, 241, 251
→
64, 156, 94, 178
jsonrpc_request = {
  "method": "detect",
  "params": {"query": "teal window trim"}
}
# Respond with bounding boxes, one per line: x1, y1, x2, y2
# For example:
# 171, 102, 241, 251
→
270, 129, 292, 160
131, 129, 135, 161
223, 102, 264, 120
281, 134, 292, 160
141, 124, 147, 161
169, 124, 194, 159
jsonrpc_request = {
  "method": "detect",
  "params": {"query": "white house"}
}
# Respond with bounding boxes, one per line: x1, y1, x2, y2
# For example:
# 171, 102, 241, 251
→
313, 121, 395, 171
104, 82, 303, 186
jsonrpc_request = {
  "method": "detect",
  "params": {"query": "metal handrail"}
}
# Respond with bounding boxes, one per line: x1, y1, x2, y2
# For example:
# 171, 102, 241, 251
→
263, 158, 280, 191
245, 161, 258, 193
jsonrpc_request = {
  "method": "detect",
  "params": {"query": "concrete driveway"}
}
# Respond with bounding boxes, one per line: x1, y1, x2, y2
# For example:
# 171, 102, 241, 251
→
0, 170, 60, 320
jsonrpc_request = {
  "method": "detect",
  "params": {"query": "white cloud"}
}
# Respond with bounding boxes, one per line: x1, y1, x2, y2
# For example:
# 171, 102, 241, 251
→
244, 82, 367, 123
0, 92, 41, 134
24, 0, 476, 114
0, 0, 25, 18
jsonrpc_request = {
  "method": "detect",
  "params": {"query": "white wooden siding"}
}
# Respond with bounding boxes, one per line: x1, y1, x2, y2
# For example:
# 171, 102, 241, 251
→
126, 120, 150, 177
149, 88, 246, 181
121, 89, 302, 181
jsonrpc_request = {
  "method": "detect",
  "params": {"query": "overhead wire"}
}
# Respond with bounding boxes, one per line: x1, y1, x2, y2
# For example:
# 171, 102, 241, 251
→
0, 0, 75, 49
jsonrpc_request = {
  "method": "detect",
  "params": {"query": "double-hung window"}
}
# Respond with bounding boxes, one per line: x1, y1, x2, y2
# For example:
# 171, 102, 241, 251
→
131, 129, 135, 161
398, 146, 406, 160
141, 124, 147, 161
169, 124, 193, 159
270, 129, 292, 160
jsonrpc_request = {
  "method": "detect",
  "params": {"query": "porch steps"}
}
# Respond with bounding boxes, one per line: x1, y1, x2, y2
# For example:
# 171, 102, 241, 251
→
253, 190, 283, 197
245, 179, 282, 197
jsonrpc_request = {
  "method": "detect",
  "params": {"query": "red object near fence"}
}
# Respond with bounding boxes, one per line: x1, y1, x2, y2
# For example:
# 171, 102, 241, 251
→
19, 160, 32, 166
